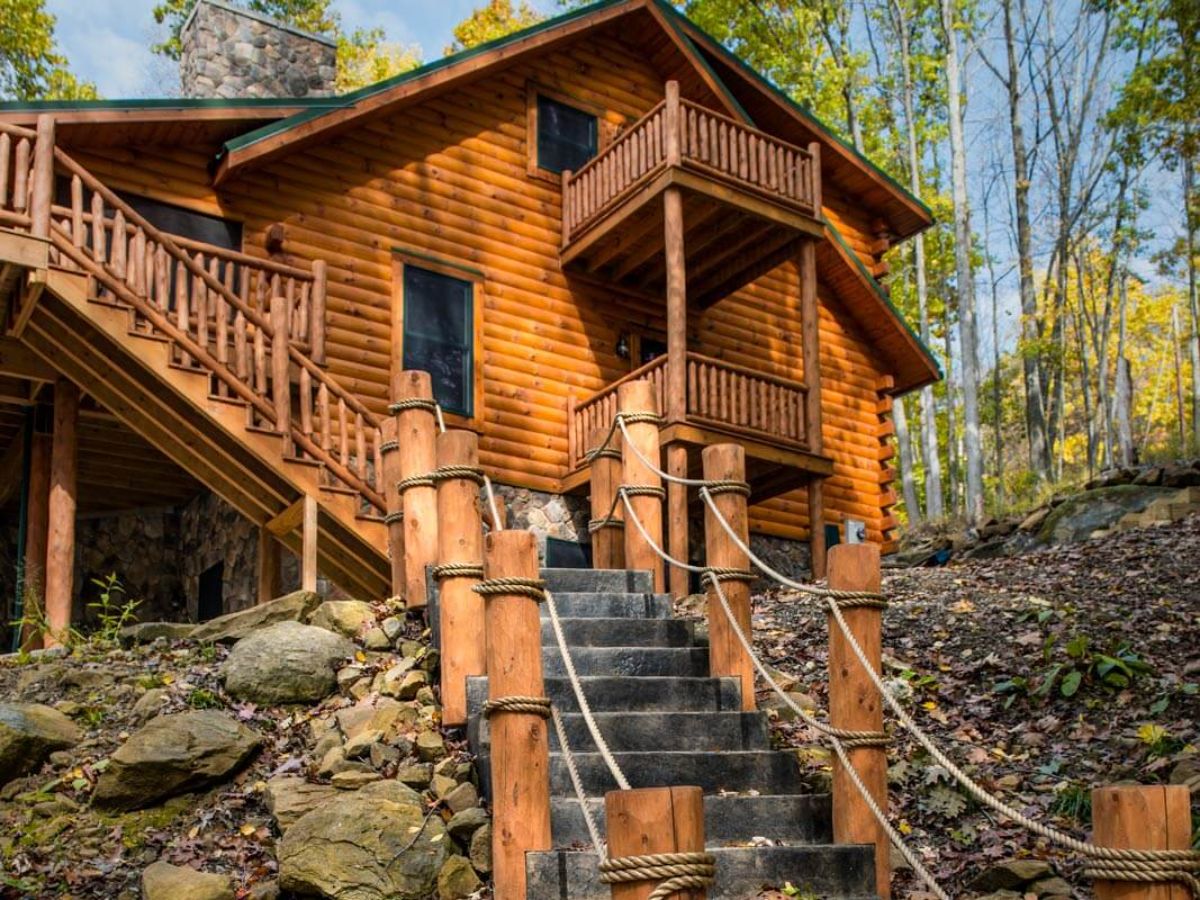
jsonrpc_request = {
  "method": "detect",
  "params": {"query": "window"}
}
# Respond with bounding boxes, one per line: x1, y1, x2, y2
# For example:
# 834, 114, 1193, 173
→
536, 93, 598, 174
400, 263, 476, 418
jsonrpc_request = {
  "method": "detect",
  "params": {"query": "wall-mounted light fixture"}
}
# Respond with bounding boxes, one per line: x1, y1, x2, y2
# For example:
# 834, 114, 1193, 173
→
615, 331, 631, 360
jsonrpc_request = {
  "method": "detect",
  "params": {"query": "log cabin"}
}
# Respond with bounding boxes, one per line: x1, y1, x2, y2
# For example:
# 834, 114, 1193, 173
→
0, 0, 938, 640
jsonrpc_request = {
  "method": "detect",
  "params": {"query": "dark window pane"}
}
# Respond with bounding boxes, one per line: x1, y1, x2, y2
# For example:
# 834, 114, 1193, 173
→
537, 94, 597, 174
402, 265, 473, 417
640, 336, 667, 365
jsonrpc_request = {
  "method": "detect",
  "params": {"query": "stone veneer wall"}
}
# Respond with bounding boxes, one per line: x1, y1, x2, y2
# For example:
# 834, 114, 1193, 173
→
180, 0, 337, 99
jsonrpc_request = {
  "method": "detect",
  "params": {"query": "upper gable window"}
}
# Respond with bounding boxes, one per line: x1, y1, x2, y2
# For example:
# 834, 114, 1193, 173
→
536, 94, 598, 175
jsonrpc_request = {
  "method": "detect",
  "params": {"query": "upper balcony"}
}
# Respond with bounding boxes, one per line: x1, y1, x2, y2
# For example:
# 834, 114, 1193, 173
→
559, 86, 823, 307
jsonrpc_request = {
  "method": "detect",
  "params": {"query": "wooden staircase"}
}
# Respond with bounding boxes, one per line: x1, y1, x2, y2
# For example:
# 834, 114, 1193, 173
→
0, 118, 390, 600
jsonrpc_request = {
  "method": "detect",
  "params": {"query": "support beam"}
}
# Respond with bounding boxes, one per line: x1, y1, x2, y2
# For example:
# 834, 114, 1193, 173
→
301, 493, 318, 592
394, 370, 438, 608
666, 442, 689, 599
257, 526, 281, 604
799, 239, 827, 578
619, 380, 665, 593
43, 378, 78, 647
20, 429, 50, 650
663, 183, 687, 425
588, 426, 625, 570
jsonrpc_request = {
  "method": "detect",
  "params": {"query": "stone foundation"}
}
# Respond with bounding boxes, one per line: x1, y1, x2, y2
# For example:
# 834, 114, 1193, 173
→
74, 508, 187, 625
492, 485, 591, 560
748, 533, 813, 581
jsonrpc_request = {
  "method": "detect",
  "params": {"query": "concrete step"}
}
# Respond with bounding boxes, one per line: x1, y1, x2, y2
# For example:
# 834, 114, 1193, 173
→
466, 675, 743, 716
541, 568, 653, 593
526, 844, 877, 899
550, 793, 834, 848
542, 646, 709, 678
541, 616, 694, 647
474, 710, 770, 754
542, 591, 674, 619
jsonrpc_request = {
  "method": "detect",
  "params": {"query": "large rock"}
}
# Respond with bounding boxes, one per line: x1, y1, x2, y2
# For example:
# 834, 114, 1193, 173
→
191, 590, 321, 644
222, 621, 354, 704
142, 861, 235, 900
93, 710, 261, 810
278, 790, 448, 899
119, 621, 197, 645
0, 703, 81, 786
1033, 486, 1174, 546
310, 600, 376, 638
969, 859, 1054, 892
264, 775, 339, 832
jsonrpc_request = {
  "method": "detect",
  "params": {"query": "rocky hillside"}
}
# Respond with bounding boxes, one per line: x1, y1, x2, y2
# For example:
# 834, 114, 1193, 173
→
0, 593, 490, 899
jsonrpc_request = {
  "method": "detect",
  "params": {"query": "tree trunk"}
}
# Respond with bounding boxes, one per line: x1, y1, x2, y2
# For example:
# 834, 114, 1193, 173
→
893, 395, 922, 524
1185, 152, 1200, 452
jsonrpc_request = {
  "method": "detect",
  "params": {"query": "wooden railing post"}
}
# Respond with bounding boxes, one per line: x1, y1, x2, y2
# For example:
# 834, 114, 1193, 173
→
379, 417, 405, 599
269, 294, 292, 455
30, 115, 54, 239
300, 493, 318, 592
483, 529, 551, 900
561, 169, 573, 246
807, 140, 823, 215
702, 444, 755, 712
310, 259, 327, 365
827, 542, 889, 899
588, 426, 625, 570
618, 380, 665, 593
394, 370, 438, 608
436, 429, 486, 727
44, 378, 78, 648
664, 81, 681, 166
605, 785, 707, 900
1091, 785, 1192, 900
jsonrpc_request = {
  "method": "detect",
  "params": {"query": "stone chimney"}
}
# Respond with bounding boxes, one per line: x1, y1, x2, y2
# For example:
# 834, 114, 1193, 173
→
180, 0, 337, 99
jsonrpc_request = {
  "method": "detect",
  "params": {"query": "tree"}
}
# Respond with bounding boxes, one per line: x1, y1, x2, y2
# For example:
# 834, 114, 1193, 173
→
336, 28, 420, 92
0, 0, 98, 100
151, 0, 338, 60
446, 0, 544, 54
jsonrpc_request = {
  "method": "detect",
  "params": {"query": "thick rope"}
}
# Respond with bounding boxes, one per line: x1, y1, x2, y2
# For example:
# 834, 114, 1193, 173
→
1083, 859, 1200, 896
587, 517, 625, 533
396, 474, 436, 491
599, 851, 717, 900
622, 484, 666, 500
472, 577, 547, 603
432, 464, 486, 485
383, 511, 404, 525
389, 398, 438, 415
432, 562, 484, 580
584, 411, 663, 464
481, 695, 551, 718
380, 439, 399, 453
549, 703, 607, 857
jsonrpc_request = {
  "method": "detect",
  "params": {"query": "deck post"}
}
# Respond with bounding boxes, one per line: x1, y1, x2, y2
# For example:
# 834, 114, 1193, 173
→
30, 115, 55, 239
799, 238, 827, 578
618, 380, 665, 593
827, 543, 889, 899
269, 294, 292, 455
393, 370, 438, 608
379, 417, 405, 599
702, 444, 755, 712
664, 81, 682, 166
300, 493, 318, 592
588, 426, 625, 570
310, 259, 327, 365
44, 378, 78, 647
605, 785, 708, 900
20, 427, 51, 650
256, 526, 281, 604
435, 429, 486, 727
1091, 785, 1191, 900
483, 530, 551, 900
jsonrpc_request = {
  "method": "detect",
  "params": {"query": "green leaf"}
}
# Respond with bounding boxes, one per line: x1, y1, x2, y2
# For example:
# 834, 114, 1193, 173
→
1060, 670, 1083, 697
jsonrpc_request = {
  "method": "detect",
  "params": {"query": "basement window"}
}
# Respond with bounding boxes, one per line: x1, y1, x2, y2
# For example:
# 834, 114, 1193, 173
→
535, 94, 598, 175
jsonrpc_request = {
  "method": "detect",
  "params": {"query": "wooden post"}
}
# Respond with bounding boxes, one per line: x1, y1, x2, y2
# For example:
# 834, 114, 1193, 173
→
394, 370, 438, 608
379, 417, 405, 599
30, 116, 54, 239
43, 379, 78, 648
827, 543, 889, 899
1092, 785, 1192, 900
270, 294, 292, 455
20, 430, 50, 651
666, 444, 689, 599
799, 238, 827, 578
310, 259, 327, 365
702, 444, 754, 712
484, 530, 551, 900
436, 429, 486, 727
256, 526, 281, 604
588, 426, 625, 570
664, 81, 682, 166
663, 185, 687, 426
807, 140, 822, 214
605, 786, 707, 900
300, 493, 318, 592
619, 380, 665, 593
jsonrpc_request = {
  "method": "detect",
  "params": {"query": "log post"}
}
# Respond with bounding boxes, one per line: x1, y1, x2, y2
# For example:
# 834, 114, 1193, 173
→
1091, 785, 1192, 900
483, 530, 551, 900
394, 370, 438, 608
702, 444, 754, 712
588, 426, 624, 570
20, 428, 51, 651
605, 786, 707, 900
436, 429, 486, 727
799, 238, 827, 578
43, 378, 78, 647
270, 294, 292, 455
300, 493, 318, 592
30, 115, 54, 239
256, 526, 281, 604
310, 259, 327, 365
618, 380, 664, 593
666, 444, 689, 599
664, 81, 682, 166
379, 417, 405, 600
662, 129, 688, 598
827, 542, 889, 899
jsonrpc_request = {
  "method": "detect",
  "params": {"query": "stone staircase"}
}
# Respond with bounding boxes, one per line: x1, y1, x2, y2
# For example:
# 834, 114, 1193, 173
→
450, 567, 877, 900
1111, 487, 1200, 532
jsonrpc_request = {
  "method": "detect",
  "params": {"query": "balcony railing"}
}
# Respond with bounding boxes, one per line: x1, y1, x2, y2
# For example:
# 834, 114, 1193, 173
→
567, 351, 809, 469
561, 91, 820, 247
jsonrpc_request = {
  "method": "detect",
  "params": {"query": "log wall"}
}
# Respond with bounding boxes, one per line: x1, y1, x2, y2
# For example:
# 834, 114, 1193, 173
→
67, 31, 897, 548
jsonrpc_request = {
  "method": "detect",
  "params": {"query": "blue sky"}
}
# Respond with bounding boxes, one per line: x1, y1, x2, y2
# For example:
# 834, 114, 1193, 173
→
46, 0, 557, 99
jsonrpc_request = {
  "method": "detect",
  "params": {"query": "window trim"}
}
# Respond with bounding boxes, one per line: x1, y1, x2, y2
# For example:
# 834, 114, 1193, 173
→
391, 248, 484, 429
525, 81, 609, 183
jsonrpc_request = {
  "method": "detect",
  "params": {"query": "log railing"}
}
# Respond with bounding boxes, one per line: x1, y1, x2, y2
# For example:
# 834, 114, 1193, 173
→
561, 83, 819, 246
567, 351, 808, 469
1, 118, 383, 513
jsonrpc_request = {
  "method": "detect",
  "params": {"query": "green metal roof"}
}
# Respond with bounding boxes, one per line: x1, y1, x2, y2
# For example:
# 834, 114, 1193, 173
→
0, 97, 336, 113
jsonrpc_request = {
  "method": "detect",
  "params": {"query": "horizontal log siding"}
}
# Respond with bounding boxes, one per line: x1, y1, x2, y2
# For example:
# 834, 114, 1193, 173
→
66, 31, 895, 548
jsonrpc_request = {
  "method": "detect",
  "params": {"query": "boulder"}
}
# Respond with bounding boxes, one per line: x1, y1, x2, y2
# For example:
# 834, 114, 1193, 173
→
309, 600, 376, 638
969, 859, 1054, 892
132, 688, 170, 723
142, 861, 234, 900
191, 591, 321, 644
469, 823, 492, 874
278, 790, 448, 899
437, 855, 482, 900
1163, 463, 1200, 487
1034, 486, 1174, 546
222, 622, 355, 705
1133, 466, 1164, 486
119, 622, 197, 645
0, 703, 81, 786
93, 710, 261, 810
264, 775, 339, 832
